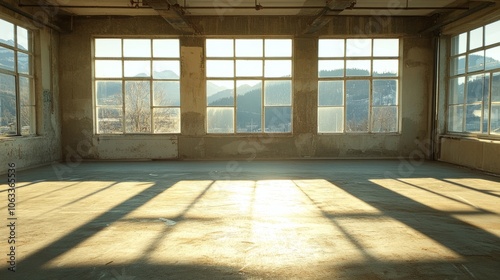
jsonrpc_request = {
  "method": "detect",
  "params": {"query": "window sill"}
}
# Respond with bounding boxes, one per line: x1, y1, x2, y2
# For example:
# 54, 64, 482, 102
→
0, 135, 41, 142
95, 134, 179, 140
205, 133, 294, 137
317, 132, 402, 135
441, 134, 500, 144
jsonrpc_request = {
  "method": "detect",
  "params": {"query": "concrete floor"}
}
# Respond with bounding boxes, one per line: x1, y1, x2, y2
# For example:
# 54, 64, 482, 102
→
1, 160, 499, 279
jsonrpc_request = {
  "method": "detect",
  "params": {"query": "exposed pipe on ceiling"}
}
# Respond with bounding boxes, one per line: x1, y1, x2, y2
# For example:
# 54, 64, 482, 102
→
0, 0, 63, 32
16, 4, 470, 11
419, 1, 495, 34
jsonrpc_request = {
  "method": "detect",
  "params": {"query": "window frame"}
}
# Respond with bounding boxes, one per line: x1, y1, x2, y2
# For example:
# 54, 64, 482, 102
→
0, 17, 35, 137
447, 20, 500, 138
317, 38, 401, 134
92, 36, 181, 135
205, 36, 294, 134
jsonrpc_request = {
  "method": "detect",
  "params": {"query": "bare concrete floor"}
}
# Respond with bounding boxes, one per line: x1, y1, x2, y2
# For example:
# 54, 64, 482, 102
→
1, 160, 499, 279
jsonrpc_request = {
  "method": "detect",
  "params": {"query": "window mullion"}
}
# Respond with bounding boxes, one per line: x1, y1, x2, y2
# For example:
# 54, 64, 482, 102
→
150, 43, 154, 133
233, 39, 237, 134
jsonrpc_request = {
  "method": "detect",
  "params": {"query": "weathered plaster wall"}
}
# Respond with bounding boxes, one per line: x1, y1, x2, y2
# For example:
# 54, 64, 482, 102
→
440, 137, 500, 174
0, 8, 61, 173
59, 15, 434, 161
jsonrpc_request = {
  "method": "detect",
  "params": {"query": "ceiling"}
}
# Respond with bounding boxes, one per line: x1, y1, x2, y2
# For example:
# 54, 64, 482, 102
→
18, 0, 475, 17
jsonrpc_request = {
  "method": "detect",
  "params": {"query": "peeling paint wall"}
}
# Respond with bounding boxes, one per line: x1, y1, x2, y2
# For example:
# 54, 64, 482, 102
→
0, 8, 61, 173
59, 16, 434, 161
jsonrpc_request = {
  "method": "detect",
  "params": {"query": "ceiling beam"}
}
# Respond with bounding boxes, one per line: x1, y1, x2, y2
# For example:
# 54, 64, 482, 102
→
303, 0, 356, 34
419, 1, 496, 34
144, 0, 200, 34
0, 0, 65, 32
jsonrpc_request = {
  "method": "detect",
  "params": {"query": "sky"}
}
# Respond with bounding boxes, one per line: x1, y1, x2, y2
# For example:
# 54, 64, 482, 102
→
0, 19, 30, 50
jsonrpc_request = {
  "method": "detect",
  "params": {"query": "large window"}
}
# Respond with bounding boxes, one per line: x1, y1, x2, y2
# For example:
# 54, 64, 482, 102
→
0, 18, 34, 136
318, 38, 400, 133
94, 38, 180, 134
206, 38, 292, 133
448, 20, 500, 135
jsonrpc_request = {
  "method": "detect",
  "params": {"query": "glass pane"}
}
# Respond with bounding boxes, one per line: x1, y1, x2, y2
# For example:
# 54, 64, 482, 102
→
95, 60, 122, 78
492, 72, 500, 102
0, 47, 15, 71
485, 46, 500, 70
491, 104, 500, 134
207, 80, 234, 106
318, 81, 343, 106
469, 27, 483, 50
0, 73, 16, 135
19, 76, 33, 135
206, 60, 234, 77
206, 39, 233, 57
265, 80, 291, 106
207, 107, 234, 133
373, 80, 397, 106
19, 76, 31, 106
483, 74, 489, 134
237, 80, 261, 133
467, 74, 484, 104
236, 60, 263, 77
124, 60, 151, 77
96, 81, 122, 106
17, 52, 30, 74
451, 32, 467, 55
485, 20, 500, 46
373, 59, 398, 77
97, 107, 123, 134
235, 39, 263, 57
153, 81, 180, 106
346, 80, 369, 132
372, 107, 398, 132
318, 39, 344, 58
449, 77, 465, 104
95, 39, 122, 57
465, 104, 481, 132
153, 39, 179, 58
153, 60, 180, 79
468, 51, 484, 72
318, 60, 343, 77
318, 107, 343, 133
123, 39, 151, 57
265, 60, 291, 78
265, 106, 291, 133
448, 105, 463, 132
153, 108, 180, 133
0, 19, 14, 46
125, 81, 151, 133
450, 55, 465, 75
20, 105, 34, 135
346, 60, 370, 76
346, 39, 371, 57
373, 39, 398, 57
17, 26, 30, 51
265, 39, 292, 57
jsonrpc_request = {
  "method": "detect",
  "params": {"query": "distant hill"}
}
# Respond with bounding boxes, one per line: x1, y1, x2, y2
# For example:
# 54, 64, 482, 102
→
0, 73, 16, 126
208, 89, 234, 105
455, 54, 500, 72
154, 70, 179, 79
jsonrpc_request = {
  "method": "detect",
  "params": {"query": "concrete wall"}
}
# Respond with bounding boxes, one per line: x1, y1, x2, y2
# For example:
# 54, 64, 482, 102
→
440, 137, 500, 174
59, 16, 434, 161
0, 8, 61, 173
